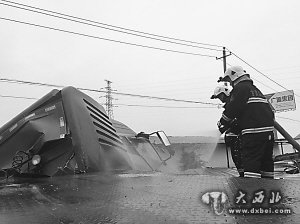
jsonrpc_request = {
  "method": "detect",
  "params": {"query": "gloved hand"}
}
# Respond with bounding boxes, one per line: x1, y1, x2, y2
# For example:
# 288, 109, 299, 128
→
217, 121, 228, 134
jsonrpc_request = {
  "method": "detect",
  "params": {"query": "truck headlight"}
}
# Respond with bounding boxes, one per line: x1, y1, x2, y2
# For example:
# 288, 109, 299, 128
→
32, 155, 41, 165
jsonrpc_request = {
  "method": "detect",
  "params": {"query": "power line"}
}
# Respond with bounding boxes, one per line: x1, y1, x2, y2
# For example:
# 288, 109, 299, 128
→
220, 54, 300, 106
114, 103, 217, 108
108, 91, 218, 105
227, 48, 300, 97
0, 17, 217, 58
0, 3, 294, 84
0, 1, 223, 53
0, 94, 37, 100
226, 48, 300, 106
0, 95, 218, 109
0, 78, 64, 88
1, 1, 296, 103
0, 0, 224, 49
0, 93, 219, 108
224, 60, 278, 92
0, 78, 220, 106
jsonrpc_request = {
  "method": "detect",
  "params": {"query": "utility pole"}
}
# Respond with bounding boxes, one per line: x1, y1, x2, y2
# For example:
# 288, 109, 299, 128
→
216, 46, 232, 87
222, 47, 227, 73
216, 47, 232, 168
216, 46, 232, 73
104, 79, 114, 119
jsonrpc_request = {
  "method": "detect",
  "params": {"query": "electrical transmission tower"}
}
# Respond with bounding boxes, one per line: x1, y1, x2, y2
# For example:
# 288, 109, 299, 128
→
104, 79, 114, 119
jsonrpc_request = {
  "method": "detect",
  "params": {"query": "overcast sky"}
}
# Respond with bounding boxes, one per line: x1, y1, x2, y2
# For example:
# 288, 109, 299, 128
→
1, 0, 300, 137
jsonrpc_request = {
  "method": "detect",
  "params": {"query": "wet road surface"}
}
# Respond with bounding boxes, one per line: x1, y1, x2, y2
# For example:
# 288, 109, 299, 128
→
1, 168, 300, 224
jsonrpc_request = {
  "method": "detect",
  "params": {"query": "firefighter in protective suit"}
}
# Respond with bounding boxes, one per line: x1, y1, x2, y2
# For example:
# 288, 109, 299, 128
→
217, 66, 275, 178
211, 85, 244, 177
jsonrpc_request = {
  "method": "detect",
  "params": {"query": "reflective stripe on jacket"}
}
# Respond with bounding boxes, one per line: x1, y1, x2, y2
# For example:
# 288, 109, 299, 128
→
220, 80, 274, 135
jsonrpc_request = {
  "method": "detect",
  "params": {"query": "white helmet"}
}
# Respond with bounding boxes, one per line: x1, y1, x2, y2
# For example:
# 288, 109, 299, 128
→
222, 66, 247, 82
211, 85, 231, 99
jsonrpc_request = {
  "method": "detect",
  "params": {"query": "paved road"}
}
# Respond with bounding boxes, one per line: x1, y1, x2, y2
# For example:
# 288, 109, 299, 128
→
1, 168, 300, 224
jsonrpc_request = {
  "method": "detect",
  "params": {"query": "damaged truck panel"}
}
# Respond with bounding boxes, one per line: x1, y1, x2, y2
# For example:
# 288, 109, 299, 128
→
0, 86, 172, 177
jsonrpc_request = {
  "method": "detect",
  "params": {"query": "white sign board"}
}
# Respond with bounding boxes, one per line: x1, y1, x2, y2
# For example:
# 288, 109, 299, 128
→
265, 90, 296, 112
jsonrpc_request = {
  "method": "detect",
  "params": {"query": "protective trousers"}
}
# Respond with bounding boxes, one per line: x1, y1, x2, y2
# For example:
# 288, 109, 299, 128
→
230, 138, 243, 170
241, 132, 274, 178
225, 134, 243, 176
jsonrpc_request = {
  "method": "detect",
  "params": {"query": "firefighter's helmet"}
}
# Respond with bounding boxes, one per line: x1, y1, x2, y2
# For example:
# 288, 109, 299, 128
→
222, 66, 247, 82
211, 85, 231, 99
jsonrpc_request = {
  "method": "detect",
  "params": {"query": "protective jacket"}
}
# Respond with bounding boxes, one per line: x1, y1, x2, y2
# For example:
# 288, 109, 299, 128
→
220, 79, 274, 135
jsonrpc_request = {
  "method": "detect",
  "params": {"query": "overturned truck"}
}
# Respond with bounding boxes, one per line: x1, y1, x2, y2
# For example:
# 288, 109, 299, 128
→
0, 87, 172, 178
